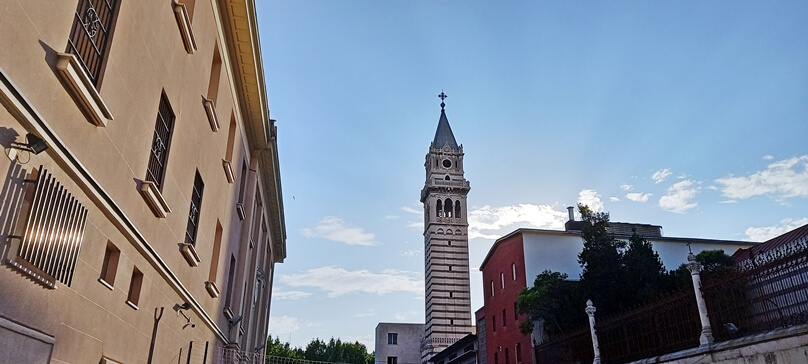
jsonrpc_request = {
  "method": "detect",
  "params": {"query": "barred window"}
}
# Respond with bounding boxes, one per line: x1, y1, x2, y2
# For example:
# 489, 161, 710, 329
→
146, 92, 175, 190
184, 172, 204, 245
67, 0, 121, 87
9, 166, 89, 288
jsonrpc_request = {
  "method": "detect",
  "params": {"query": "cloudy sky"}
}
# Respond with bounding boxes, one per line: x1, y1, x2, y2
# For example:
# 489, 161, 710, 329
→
256, 1, 808, 350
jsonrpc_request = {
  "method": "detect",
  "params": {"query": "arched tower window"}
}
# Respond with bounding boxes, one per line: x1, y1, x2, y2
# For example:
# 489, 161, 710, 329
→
444, 175, 450, 180
436, 199, 443, 217
444, 198, 453, 218
455, 201, 461, 218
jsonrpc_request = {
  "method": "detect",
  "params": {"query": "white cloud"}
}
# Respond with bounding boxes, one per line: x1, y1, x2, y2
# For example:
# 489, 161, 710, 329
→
384, 215, 400, 220
578, 189, 604, 212
719, 200, 737, 204
744, 218, 808, 242
280, 267, 423, 297
269, 316, 300, 334
394, 310, 422, 321
273, 290, 313, 300
355, 309, 376, 318
467, 204, 567, 239
400, 206, 422, 214
714, 156, 808, 200
763, 155, 774, 160
620, 184, 633, 191
610, 197, 620, 202
659, 180, 699, 213
626, 192, 652, 203
301, 217, 377, 246
400, 249, 422, 257
407, 221, 423, 230
652, 168, 672, 184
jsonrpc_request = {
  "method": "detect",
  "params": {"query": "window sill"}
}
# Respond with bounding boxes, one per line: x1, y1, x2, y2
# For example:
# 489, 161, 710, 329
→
180, 242, 201, 267
55, 52, 114, 127
8, 257, 57, 289
205, 281, 221, 298
98, 278, 114, 291
173, 1, 198, 54
203, 97, 220, 132
224, 306, 234, 320
222, 159, 235, 183
125, 300, 139, 310
139, 180, 171, 218
236, 202, 245, 220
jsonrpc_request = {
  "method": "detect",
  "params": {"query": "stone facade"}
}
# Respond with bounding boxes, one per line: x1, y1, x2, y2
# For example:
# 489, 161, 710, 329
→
376, 323, 426, 364
0, 0, 285, 362
420, 101, 474, 361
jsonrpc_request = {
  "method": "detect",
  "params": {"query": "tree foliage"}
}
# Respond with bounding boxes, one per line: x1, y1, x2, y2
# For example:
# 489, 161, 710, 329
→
517, 270, 585, 337
266, 336, 374, 364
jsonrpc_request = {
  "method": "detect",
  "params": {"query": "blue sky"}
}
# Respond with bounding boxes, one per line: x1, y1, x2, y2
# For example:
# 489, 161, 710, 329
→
256, 1, 808, 350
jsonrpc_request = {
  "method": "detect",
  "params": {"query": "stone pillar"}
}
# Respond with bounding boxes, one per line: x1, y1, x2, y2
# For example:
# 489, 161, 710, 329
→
585, 299, 601, 364
687, 252, 714, 346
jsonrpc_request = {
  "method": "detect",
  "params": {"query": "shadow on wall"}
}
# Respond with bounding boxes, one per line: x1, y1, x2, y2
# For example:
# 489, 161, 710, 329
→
0, 161, 29, 262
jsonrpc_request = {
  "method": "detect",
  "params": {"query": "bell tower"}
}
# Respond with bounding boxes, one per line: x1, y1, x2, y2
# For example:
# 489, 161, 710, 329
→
420, 92, 473, 362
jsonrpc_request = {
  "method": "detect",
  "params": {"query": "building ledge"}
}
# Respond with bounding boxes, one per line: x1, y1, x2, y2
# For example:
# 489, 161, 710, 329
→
55, 53, 113, 127
173, 1, 197, 54
205, 281, 221, 298
180, 242, 201, 267
203, 97, 220, 131
125, 300, 139, 310
98, 278, 114, 291
222, 159, 235, 183
236, 202, 245, 220
139, 180, 171, 218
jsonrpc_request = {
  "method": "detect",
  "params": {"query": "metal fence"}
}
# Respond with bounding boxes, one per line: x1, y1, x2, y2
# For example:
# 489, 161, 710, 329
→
535, 234, 808, 363
703, 235, 808, 342
265, 356, 353, 364
211, 346, 265, 364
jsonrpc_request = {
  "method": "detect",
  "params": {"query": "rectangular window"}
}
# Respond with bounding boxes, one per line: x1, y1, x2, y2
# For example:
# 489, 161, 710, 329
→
146, 92, 176, 190
184, 171, 204, 245
9, 167, 89, 288
492, 315, 496, 332
224, 255, 237, 309
512, 263, 517, 281
515, 343, 522, 363
127, 266, 143, 307
208, 221, 223, 282
503, 309, 507, 327
207, 44, 222, 104
505, 348, 510, 364
490, 280, 494, 297
100, 241, 120, 287
501, 272, 505, 288
494, 352, 498, 364
67, 0, 121, 87
387, 357, 397, 364
387, 333, 398, 345
514, 302, 519, 320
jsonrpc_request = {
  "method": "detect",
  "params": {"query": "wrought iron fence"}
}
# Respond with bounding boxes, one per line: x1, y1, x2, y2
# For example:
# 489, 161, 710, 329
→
702, 235, 808, 342
533, 325, 593, 364
596, 289, 700, 363
211, 346, 265, 364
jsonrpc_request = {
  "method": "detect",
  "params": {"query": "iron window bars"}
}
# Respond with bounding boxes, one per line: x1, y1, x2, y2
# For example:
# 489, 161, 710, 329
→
184, 172, 204, 245
10, 166, 89, 288
146, 92, 175, 190
67, 0, 120, 87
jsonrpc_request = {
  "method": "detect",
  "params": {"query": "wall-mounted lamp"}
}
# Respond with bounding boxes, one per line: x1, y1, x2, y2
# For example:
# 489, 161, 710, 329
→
11, 133, 48, 155
255, 344, 266, 353
229, 315, 243, 328
173, 302, 192, 312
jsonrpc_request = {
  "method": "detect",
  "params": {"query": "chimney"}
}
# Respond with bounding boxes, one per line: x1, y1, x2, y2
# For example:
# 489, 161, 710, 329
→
565, 206, 583, 232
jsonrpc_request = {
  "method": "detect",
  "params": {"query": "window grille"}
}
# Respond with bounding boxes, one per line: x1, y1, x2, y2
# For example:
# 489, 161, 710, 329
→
67, 0, 120, 86
10, 166, 89, 288
146, 93, 175, 189
184, 172, 204, 245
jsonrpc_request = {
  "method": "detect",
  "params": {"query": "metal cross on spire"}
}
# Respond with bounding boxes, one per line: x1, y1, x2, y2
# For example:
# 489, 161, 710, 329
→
438, 91, 447, 110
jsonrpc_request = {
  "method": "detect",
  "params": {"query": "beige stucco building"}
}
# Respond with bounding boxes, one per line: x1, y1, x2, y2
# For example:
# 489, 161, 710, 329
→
0, 0, 285, 363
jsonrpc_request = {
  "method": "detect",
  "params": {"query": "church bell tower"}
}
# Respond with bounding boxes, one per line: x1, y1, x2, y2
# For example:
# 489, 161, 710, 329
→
420, 92, 473, 362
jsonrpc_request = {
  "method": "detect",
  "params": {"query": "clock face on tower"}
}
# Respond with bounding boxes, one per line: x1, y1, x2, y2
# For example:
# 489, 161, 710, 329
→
442, 159, 452, 168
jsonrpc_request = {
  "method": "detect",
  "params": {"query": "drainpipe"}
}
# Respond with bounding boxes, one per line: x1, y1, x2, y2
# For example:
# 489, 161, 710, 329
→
148, 307, 165, 364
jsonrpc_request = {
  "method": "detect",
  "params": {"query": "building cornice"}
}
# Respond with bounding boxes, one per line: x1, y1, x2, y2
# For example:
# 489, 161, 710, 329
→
214, 0, 286, 261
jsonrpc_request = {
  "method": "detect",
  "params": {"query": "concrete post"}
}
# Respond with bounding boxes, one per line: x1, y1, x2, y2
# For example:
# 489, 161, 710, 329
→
687, 252, 714, 346
585, 299, 601, 364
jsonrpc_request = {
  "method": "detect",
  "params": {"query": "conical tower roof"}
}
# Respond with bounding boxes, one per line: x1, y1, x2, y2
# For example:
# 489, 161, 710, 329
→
432, 103, 459, 150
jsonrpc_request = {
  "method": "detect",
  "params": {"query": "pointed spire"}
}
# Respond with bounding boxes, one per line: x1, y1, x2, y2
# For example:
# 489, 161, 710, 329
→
432, 91, 459, 150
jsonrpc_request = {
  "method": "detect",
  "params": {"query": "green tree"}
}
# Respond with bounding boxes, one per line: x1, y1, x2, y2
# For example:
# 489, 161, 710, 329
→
577, 203, 627, 316
265, 335, 304, 360
517, 270, 586, 338
623, 228, 668, 303
670, 249, 737, 287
